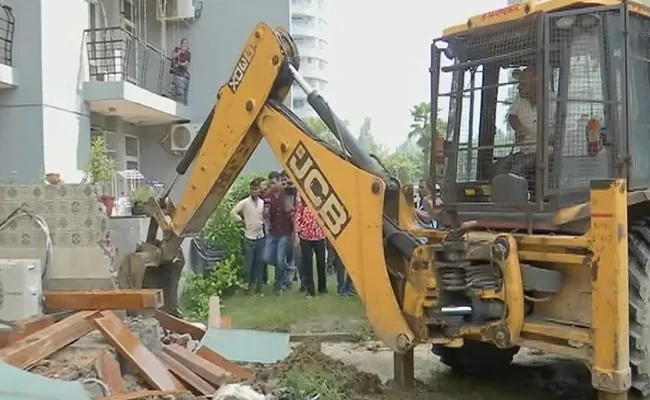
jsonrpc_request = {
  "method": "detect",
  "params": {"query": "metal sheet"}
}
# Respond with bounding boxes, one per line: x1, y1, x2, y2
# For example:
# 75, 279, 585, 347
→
0, 361, 90, 400
199, 328, 290, 364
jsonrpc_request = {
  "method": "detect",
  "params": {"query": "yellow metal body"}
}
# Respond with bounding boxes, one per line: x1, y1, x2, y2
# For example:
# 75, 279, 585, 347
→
134, 18, 634, 400
442, 0, 650, 36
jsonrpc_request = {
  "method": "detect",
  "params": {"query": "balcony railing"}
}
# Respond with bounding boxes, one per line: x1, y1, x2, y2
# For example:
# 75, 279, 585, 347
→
84, 27, 189, 105
0, 5, 15, 66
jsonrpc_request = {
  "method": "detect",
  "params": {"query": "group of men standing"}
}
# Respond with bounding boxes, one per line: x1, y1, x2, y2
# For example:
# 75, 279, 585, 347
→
230, 171, 356, 298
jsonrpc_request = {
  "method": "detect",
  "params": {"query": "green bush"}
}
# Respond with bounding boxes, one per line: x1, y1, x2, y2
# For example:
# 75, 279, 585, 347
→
181, 255, 246, 320
181, 172, 267, 319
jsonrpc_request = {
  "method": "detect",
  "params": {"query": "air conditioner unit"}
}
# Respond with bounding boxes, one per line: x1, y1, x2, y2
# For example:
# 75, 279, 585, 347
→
0, 259, 43, 322
176, 0, 196, 19
170, 123, 200, 152
157, 0, 196, 21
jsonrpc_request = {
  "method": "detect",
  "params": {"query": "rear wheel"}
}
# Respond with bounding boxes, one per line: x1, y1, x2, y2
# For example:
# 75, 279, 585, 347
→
432, 340, 520, 373
628, 219, 650, 396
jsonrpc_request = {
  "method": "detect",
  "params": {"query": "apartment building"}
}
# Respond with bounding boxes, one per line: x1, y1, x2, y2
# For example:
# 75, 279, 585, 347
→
290, 0, 329, 119
0, 0, 289, 200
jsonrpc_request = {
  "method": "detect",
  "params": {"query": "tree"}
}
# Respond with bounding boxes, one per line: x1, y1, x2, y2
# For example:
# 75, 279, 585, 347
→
303, 117, 340, 149
382, 152, 420, 183
408, 102, 448, 172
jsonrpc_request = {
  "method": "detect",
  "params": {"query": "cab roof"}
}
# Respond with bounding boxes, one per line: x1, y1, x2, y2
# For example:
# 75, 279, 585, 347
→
442, 0, 650, 36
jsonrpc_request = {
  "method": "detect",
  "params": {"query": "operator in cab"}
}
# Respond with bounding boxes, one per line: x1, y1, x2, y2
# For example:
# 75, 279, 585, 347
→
492, 65, 547, 198
507, 66, 538, 156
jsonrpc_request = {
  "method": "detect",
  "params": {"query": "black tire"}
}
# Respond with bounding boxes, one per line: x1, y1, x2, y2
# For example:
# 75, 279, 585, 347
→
432, 340, 520, 373
628, 219, 650, 396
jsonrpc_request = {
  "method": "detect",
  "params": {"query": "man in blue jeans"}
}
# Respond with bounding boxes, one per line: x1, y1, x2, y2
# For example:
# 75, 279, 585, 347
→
230, 178, 265, 294
331, 244, 356, 297
263, 171, 294, 293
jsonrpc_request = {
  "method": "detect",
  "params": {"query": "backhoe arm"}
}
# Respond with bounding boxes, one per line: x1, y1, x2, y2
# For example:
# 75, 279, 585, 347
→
143, 23, 416, 351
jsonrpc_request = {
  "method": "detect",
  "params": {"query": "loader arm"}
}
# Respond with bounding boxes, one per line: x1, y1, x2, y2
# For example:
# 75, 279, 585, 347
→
146, 23, 416, 352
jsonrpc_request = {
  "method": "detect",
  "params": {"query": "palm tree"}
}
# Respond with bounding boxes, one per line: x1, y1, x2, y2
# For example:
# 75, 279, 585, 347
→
408, 102, 447, 170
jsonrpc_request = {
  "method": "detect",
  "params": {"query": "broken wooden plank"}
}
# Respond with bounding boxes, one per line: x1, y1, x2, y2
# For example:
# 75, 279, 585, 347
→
156, 350, 216, 395
93, 311, 184, 391
0, 310, 98, 369
162, 343, 230, 387
43, 289, 163, 311
195, 345, 253, 380
95, 351, 124, 395
98, 390, 189, 400
153, 310, 205, 340
208, 296, 221, 329
0, 314, 57, 348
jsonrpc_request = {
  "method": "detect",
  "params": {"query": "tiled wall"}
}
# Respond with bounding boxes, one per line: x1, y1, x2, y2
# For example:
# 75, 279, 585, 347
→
0, 183, 116, 290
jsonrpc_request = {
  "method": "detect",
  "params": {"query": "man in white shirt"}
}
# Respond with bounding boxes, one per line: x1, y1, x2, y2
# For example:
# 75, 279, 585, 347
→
230, 178, 265, 294
508, 66, 538, 155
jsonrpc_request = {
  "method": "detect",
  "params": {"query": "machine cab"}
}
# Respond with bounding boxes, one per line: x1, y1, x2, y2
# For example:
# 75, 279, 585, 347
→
431, 1, 650, 230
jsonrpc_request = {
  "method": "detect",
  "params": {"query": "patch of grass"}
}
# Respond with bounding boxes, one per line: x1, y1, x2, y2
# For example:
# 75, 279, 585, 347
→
282, 369, 351, 400
221, 273, 371, 336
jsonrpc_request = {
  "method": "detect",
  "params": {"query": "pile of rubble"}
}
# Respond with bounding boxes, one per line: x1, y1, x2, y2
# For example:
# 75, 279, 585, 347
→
0, 288, 290, 400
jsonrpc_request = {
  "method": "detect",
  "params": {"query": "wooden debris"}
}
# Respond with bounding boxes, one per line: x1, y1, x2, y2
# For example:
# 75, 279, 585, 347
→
98, 390, 189, 400
0, 314, 57, 348
93, 311, 184, 391
43, 289, 164, 311
154, 310, 206, 340
95, 351, 124, 395
156, 350, 216, 395
196, 345, 253, 380
162, 343, 230, 387
0, 310, 98, 369
208, 296, 221, 329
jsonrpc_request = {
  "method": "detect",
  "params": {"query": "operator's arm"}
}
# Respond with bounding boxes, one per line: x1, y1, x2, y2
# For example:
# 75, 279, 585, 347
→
507, 99, 527, 144
415, 207, 431, 222
230, 199, 245, 223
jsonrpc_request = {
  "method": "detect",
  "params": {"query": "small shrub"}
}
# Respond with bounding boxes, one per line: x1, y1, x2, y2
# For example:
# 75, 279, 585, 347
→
181, 172, 267, 319
181, 254, 246, 320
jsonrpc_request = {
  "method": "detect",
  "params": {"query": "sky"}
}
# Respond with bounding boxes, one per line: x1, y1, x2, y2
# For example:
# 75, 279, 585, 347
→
326, 0, 506, 149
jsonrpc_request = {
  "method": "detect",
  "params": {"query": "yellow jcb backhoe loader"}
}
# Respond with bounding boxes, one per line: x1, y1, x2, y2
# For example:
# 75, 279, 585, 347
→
119, 1, 650, 397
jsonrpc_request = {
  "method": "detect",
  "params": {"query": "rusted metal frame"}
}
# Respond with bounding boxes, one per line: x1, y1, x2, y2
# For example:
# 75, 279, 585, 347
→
162, 343, 230, 387
95, 351, 124, 395
43, 289, 164, 311
0, 310, 98, 369
93, 311, 185, 391
195, 346, 254, 380
156, 351, 216, 395
0, 314, 58, 348
153, 310, 205, 340
589, 179, 630, 398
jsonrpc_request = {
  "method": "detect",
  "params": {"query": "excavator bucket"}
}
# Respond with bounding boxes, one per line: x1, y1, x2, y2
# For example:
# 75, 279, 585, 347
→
117, 244, 184, 315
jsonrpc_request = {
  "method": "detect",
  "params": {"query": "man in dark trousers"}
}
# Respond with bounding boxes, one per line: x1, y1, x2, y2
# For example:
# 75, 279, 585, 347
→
262, 171, 294, 293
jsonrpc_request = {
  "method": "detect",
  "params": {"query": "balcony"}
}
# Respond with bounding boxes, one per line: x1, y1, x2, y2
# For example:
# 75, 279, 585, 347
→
0, 5, 16, 89
83, 27, 189, 125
